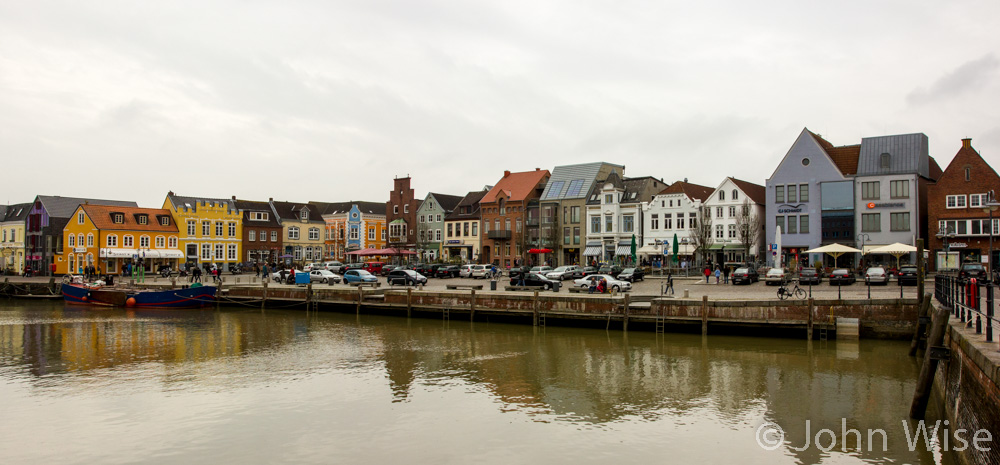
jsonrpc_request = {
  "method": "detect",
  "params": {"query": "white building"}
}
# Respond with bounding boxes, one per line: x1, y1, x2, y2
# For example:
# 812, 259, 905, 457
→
642, 180, 714, 264
703, 177, 767, 265
583, 171, 666, 265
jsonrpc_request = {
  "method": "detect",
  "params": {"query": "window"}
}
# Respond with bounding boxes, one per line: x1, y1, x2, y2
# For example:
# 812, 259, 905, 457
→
862, 213, 881, 232
168, 237, 177, 248
300, 210, 308, 221
403, 205, 409, 214
123, 235, 134, 247
215, 221, 223, 236
970, 193, 988, 207
563, 227, 571, 244
393, 205, 399, 215
664, 214, 672, 230
494, 218, 500, 232
570, 206, 581, 223
716, 207, 723, 218
546, 181, 565, 199
787, 185, 797, 203
137, 215, 148, 225
202, 221, 210, 236
732, 189, 738, 200
715, 224, 724, 238
861, 182, 880, 200
349, 228, 358, 240
140, 236, 150, 248
965, 167, 971, 181
946, 195, 967, 209
787, 215, 797, 234
261, 230, 268, 242
106, 235, 117, 247
890, 180, 910, 199
799, 184, 809, 202
622, 215, 634, 233
436, 214, 442, 222
605, 194, 613, 204
271, 231, 277, 241
289, 227, 300, 240
800, 215, 809, 234
201, 243, 211, 260
419, 215, 424, 223
249, 230, 256, 241
78, 212, 85, 224
155, 236, 165, 248
447, 223, 453, 237
651, 214, 659, 230
719, 190, 725, 201
890, 212, 910, 231
112, 213, 124, 224
188, 221, 196, 236
228, 244, 237, 260
504, 219, 511, 231
728, 224, 736, 238
463, 222, 469, 236
435, 229, 441, 241
471, 222, 477, 236
250, 212, 269, 221
775, 185, 784, 203
728, 206, 736, 218
591, 216, 600, 234
160, 216, 170, 226
573, 227, 580, 244
677, 215, 685, 229
68, 234, 75, 247
567, 179, 585, 197
605, 215, 613, 232
419, 230, 426, 242
498, 199, 506, 215
516, 218, 522, 233
368, 228, 375, 240
776, 216, 785, 233
880, 152, 891, 169
689, 213, 697, 229
382, 229, 386, 240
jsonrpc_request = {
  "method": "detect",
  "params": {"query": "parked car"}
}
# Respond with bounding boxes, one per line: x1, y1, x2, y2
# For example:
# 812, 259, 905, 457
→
598, 265, 623, 276
324, 261, 345, 274
545, 265, 579, 281
798, 268, 821, 285
343, 269, 378, 284
573, 274, 632, 292
958, 262, 988, 283
864, 266, 889, 285
387, 269, 427, 286
731, 267, 759, 284
573, 267, 598, 279
341, 263, 365, 274
617, 267, 644, 282
530, 266, 553, 275
470, 265, 490, 279
413, 263, 435, 276
309, 269, 341, 284
509, 272, 557, 290
270, 269, 301, 284
459, 265, 474, 278
304, 262, 325, 272
829, 269, 856, 285
509, 266, 532, 280
362, 262, 384, 275
436, 265, 460, 278
379, 265, 403, 277
764, 268, 787, 286
897, 265, 920, 286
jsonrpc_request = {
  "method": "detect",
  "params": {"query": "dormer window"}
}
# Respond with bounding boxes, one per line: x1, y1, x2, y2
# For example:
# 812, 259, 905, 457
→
159, 216, 170, 226
880, 153, 891, 169
300, 210, 308, 220
605, 194, 613, 204
112, 213, 124, 224
250, 212, 269, 221
137, 215, 148, 225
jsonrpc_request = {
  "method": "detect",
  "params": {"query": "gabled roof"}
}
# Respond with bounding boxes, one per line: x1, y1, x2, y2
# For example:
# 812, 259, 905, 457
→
655, 180, 715, 202
0, 203, 30, 222
586, 175, 667, 205
928, 156, 943, 181
271, 200, 324, 223
481, 169, 551, 204
445, 190, 488, 221
80, 205, 178, 232
35, 196, 138, 218
728, 177, 766, 204
318, 201, 386, 216
164, 193, 237, 214
233, 199, 282, 227
824, 144, 861, 176
427, 193, 464, 213
937, 139, 1000, 183
540, 162, 625, 201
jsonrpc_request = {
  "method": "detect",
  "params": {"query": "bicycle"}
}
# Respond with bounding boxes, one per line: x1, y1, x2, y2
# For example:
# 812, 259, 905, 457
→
777, 282, 806, 300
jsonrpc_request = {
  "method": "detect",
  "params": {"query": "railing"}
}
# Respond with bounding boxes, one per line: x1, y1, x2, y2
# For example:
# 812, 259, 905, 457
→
487, 230, 512, 240
934, 274, 998, 346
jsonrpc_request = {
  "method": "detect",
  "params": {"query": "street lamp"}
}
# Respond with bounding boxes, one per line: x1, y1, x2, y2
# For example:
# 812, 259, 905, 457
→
982, 190, 999, 280
936, 227, 957, 270
857, 233, 871, 274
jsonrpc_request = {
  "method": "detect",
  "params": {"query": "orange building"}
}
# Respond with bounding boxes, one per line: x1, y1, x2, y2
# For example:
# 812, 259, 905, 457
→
58, 204, 181, 275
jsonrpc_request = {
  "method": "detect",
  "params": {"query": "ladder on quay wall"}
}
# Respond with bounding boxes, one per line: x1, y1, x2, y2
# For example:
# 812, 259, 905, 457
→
655, 311, 665, 334
442, 307, 450, 320
538, 312, 546, 327
819, 326, 828, 341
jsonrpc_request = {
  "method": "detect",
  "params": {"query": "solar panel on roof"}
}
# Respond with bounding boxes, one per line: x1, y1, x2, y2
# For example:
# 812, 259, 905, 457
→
545, 181, 565, 199
565, 179, 585, 197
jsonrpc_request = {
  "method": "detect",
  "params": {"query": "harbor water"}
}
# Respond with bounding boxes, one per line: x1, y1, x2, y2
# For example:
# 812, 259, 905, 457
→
0, 300, 958, 464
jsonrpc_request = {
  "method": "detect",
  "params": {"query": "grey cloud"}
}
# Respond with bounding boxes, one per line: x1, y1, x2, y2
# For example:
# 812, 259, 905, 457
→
907, 54, 1000, 105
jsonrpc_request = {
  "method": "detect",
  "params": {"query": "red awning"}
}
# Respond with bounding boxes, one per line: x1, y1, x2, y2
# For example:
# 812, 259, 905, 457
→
527, 248, 553, 254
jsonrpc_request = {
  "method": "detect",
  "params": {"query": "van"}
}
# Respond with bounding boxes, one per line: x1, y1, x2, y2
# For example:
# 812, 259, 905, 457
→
363, 262, 384, 275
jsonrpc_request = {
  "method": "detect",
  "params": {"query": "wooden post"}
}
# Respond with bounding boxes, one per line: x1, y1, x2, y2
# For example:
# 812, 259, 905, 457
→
171, 277, 176, 289
807, 297, 814, 340
533, 290, 539, 326
470, 289, 476, 321
701, 295, 709, 335
909, 294, 933, 356
261, 281, 268, 309
216, 281, 222, 310
909, 306, 950, 419
356, 285, 362, 315
623, 293, 630, 332
406, 287, 413, 318
916, 239, 925, 306
306, 283, 312, 313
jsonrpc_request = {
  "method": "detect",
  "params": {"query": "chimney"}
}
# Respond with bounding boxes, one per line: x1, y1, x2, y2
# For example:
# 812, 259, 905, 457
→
535, 167, 540, 171
962, 138, 972, 148
232, 195, 236, 201
504, 170, 511, 178
269, 197, 273, 202
168, 191, 174, 196
684, 177, 688, 183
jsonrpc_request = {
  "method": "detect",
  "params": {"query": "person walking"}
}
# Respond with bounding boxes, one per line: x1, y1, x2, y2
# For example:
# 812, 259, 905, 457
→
192, 266, 202, 283
666, 272, 674, 295
254, 263, 261, 278
723, 266, 731, 284
714, 267, 721, 284
262, 263, 269, 281
704, 266, 710, 283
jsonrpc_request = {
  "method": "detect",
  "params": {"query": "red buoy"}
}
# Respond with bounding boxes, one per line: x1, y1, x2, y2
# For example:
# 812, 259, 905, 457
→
126, 297, 136, 307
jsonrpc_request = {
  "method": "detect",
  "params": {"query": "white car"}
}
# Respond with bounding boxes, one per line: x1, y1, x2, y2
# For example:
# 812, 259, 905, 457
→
309, 269, 341, 284
270, 269, 300, 284
470, 265, 490, 279
764, 268, 787, 286
545, 265, 579, 281
573, 274, 632, 292
459, 265, 474, 278
864, 266, 889, 285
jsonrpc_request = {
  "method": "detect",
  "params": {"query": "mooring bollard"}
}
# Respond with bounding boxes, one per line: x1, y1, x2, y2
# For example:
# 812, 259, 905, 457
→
701, 295, 708, 335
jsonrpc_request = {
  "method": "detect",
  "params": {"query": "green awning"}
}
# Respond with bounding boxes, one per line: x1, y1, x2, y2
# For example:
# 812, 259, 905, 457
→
707, 244, 745, 251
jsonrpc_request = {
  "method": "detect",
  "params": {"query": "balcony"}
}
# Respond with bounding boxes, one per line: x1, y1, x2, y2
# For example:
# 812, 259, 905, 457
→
527, 218, 539, 226
487, 230, 512, 240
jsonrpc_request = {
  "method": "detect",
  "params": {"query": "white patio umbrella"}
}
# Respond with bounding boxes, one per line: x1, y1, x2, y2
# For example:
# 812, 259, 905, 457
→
867, 242, 918, 269
804, 243, 863, 268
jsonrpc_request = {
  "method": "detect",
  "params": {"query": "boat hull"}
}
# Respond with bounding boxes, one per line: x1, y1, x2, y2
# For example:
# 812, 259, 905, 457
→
62, 284, 216, 308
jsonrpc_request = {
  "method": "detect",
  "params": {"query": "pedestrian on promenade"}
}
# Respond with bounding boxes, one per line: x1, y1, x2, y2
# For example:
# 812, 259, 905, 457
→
704, 266, 710, 283
254, 263, 261, 278
192, 266, 202, 283
262, 263, 269, 281
714, 267, 721, 284
666, 273, 674, 295
723, 266, 731, 284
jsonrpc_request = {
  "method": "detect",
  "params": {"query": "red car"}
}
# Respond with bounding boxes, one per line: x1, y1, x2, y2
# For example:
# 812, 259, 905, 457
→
363, 262, 384, 275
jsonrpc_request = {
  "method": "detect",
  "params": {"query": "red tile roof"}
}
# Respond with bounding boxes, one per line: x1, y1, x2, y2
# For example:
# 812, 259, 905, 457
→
824, 144, 861, 176
82, 205, 178, 232
481, 169, 551, 203
656, 181, 715, 202
729, 177, 766, 204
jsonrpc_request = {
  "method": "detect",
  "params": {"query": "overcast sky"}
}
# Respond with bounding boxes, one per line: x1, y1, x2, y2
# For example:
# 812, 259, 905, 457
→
2, 1, 999, 208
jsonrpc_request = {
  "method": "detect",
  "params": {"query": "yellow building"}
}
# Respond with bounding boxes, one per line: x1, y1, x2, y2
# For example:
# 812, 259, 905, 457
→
271, 201, 326, 265
162, 192, 242, 271
1, 203, 30, 274
57, 204, 182, 275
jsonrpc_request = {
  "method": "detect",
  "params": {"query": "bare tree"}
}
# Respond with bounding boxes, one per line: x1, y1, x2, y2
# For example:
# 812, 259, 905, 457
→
415, 223, 435, 262
735, 199, 761, 264
690, 206, 714, 266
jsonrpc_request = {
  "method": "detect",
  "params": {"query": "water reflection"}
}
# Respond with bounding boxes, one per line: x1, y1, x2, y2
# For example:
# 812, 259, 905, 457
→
0, 301, 954, 464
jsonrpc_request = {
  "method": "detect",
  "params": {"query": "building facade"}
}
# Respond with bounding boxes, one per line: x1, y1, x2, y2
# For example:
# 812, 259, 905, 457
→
386, 177, 419, 250
415, 193, 463, 261
642, 180, 714, 265
271, 201, 325, 265
927, 138, 1000, 271
321, 201, 386, 260
163, 193, 242, 271
443, 190, 487, 263
539, 162, 624, 267
583, 171, 667, 265
1, 203, 30, 274
27, 196, 137, 276
233, 199, 283, 267
481, 169, 550, 268
58, 204, 181, 275
703, 177, 767, 265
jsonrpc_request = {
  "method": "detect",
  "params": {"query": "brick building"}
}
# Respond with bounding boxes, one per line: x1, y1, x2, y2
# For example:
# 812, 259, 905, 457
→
233, 198, 283, 266
927, 138, 1000, 271
386, 177, 420, 250
480, 168, 551, 267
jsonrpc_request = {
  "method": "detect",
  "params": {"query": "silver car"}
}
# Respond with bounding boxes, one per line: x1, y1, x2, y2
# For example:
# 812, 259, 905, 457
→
309, 269, 341, 284
545, 265, 579, 281
864, 266, 889, 285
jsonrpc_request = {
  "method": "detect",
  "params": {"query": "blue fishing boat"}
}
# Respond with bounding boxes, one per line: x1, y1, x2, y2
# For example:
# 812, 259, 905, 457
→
62, 283, 217, 308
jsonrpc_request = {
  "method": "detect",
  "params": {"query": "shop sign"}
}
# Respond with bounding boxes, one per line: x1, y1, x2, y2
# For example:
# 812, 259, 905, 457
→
73, 247, 87, 253
866, 202, 905, 209
950, 242, 967, 248
446, 240, 463, 245
777, 204, 805, 213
